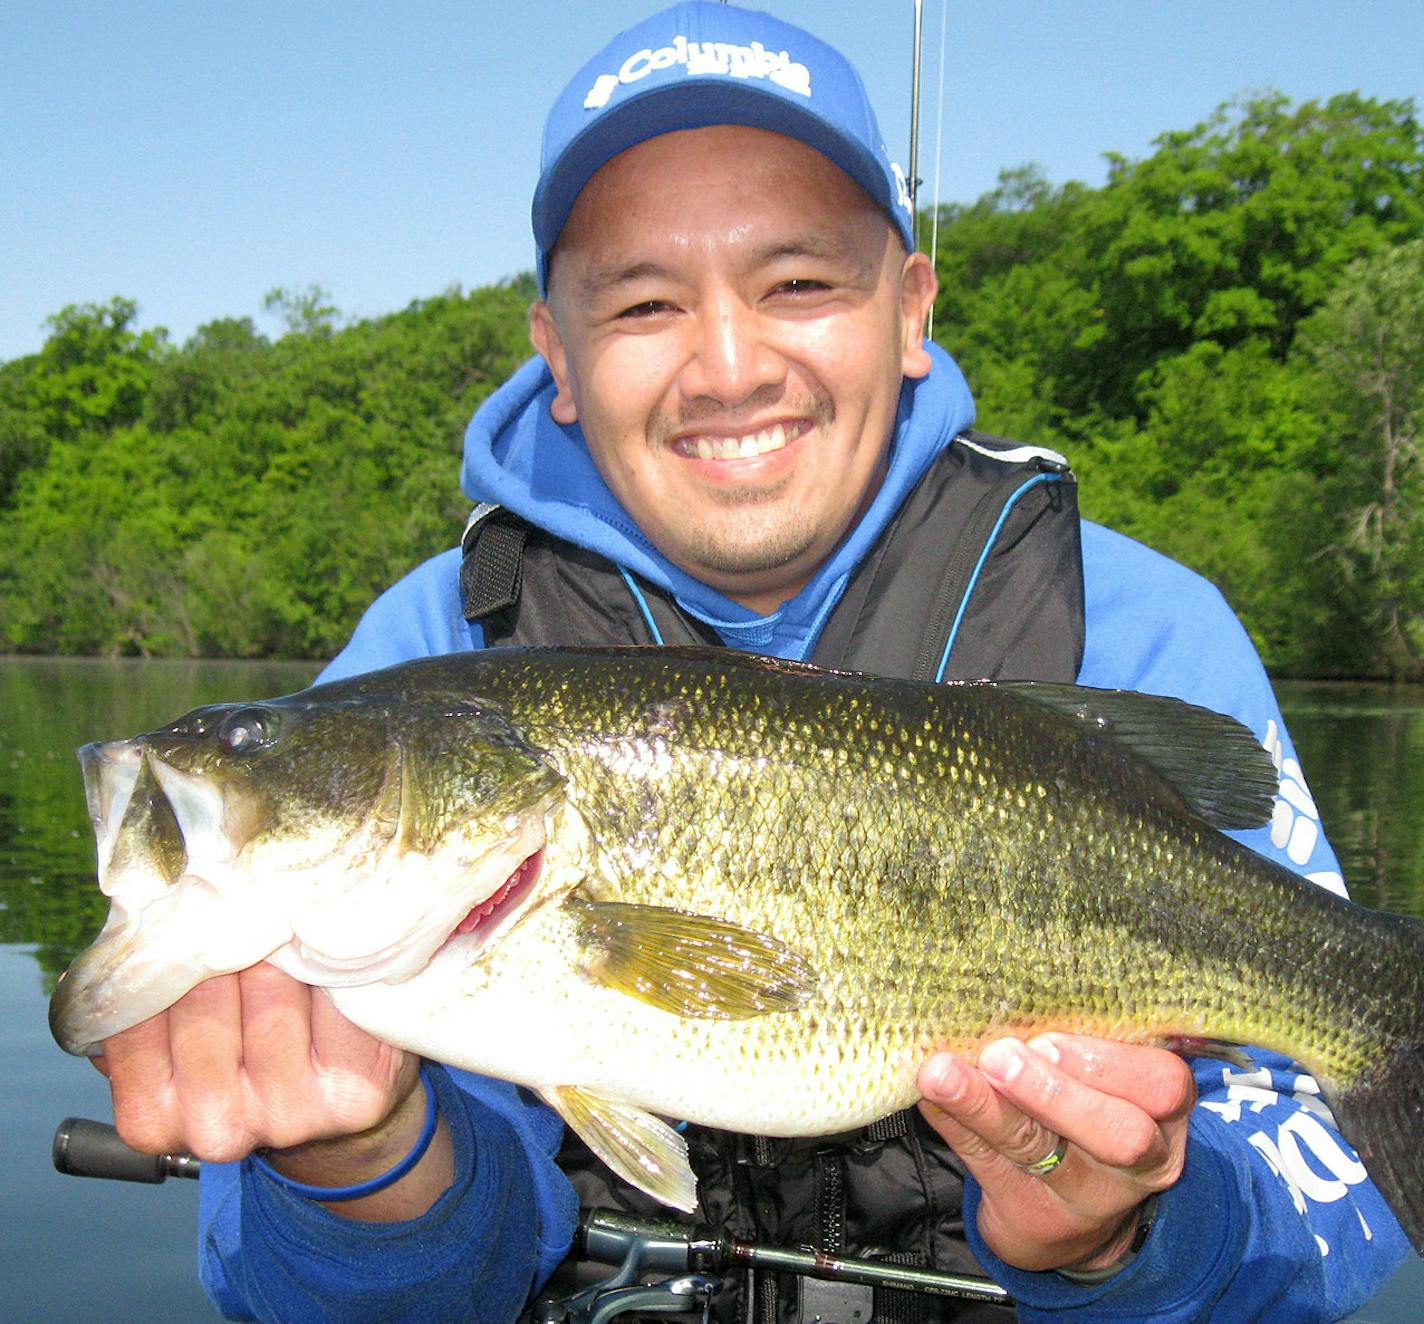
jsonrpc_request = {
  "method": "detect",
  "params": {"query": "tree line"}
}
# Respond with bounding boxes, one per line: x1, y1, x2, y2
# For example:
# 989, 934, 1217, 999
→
1, 91, 1421, 676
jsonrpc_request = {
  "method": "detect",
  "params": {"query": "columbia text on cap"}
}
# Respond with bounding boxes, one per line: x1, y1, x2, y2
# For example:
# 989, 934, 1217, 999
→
532, 1, 915, 294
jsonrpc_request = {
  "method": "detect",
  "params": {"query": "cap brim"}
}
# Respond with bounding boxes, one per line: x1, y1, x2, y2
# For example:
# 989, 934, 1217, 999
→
533, 79, 907, 286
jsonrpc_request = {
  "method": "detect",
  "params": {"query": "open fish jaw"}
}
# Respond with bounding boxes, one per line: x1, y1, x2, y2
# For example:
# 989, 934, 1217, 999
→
49, 874, 291, 1055
80, 739, 146, 894
52, 693, 570, 1055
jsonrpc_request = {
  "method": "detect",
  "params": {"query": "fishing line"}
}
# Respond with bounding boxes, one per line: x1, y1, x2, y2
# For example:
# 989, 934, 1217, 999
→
910, 0, 923, 248
928, 0, 948, 341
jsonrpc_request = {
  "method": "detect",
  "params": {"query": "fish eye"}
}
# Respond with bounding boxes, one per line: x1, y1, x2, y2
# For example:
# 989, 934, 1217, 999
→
217, 707, 277, 755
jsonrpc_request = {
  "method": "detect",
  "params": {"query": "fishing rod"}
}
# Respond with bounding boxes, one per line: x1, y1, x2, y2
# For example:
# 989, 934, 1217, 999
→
54, 1119, 1012, 1320
910, 0, 924, 246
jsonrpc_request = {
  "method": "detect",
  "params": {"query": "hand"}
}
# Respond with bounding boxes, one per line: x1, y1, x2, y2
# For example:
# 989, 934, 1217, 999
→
93, 962, 451, 1220
917, 1034, 1194, 1274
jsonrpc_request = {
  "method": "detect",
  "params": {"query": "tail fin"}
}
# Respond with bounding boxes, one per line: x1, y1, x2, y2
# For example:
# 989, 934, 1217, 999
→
1324, 911, 1424, 1256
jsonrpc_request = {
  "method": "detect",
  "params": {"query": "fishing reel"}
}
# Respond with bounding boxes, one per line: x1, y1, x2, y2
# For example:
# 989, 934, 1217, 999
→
527, 1207, 1012, 1324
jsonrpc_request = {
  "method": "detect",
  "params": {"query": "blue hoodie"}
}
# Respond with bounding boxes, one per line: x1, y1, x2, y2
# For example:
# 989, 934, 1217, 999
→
198, 346, 1409, 1323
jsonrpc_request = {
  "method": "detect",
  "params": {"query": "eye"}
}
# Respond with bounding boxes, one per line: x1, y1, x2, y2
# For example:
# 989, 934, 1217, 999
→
615, 299, 676, 320
217, 707, 277, 755
771, 277, 833, 299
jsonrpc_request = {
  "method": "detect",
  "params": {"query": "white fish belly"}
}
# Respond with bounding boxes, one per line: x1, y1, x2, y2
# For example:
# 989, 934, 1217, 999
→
332, 903, 922, 1137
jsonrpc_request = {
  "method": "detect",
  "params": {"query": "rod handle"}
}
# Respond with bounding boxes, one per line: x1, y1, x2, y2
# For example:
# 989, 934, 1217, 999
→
53, 1117, 199, 1183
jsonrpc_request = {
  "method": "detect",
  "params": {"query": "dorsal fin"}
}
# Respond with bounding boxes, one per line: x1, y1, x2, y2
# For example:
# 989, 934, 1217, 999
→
994, 683, 1278, 830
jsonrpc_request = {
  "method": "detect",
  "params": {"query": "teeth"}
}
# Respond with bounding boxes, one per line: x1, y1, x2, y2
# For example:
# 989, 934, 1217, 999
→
685, 421, 791, 461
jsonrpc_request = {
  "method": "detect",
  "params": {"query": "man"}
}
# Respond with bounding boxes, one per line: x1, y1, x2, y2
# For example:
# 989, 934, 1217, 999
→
97, 4, 1409, 1321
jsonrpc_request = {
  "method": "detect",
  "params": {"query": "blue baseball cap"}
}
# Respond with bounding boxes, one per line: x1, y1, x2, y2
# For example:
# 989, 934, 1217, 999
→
532, 1, 915, 294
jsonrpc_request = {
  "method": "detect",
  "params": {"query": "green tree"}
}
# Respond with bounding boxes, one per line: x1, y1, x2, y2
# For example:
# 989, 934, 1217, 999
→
24, 297, 169, 442
1295, 239, 1424, 677
925, 91, 1424, 673
263, 284, 340, 339
0, 298, 169, 507
0, 281, 534, 658
1073, 91, 1424, 419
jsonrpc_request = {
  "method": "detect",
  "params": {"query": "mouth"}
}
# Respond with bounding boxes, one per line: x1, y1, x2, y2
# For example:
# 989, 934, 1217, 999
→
670, 418, 811, 462
448, 848, 545, 947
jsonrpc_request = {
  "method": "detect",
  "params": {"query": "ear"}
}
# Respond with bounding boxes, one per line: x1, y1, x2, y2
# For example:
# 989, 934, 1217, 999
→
528, 302, 579, 425
898, 252, 938, 381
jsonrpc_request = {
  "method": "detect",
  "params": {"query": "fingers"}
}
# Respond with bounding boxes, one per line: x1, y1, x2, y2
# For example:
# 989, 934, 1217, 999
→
238, 965, 324, 1150
917, 1035, 1195, 1272
919, 1051, 1064, 1181
103, 1006, 180, 1154
307, 985, 415, 1135
97, 965, 410, 1162
977, 1036, 1186, 1177
169, 971, 260, 1158
919, 1036, 1194, 1177
104, 973, 254, 1160
1030, 1033, 1197, 1125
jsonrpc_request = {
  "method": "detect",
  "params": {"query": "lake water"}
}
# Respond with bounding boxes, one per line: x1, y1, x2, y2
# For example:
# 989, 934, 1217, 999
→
1, 659, 1420, 1321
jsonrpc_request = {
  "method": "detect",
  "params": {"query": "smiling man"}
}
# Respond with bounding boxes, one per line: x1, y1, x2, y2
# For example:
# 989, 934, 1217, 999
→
94, 4, 1410, 1322
529, 123, 935, 613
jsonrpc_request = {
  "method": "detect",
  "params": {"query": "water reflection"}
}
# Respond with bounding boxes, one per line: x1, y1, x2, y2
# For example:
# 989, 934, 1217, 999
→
1277, 680, 1424, 920
1, 658, 319, 1322
0, 658, 318, 978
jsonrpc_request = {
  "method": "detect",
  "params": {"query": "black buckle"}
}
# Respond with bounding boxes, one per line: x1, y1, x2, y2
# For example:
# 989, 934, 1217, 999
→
795, 1276, 874, 1323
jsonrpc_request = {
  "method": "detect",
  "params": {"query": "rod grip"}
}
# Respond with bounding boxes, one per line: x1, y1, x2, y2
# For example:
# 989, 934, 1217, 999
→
53, 1117, 198, 1183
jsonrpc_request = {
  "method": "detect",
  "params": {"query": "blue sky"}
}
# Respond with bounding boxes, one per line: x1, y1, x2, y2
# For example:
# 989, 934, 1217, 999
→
3, 0, 1422, 364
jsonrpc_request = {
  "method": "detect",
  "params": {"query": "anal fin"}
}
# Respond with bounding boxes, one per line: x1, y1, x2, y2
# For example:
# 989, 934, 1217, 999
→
1161, 1035, 1253, 1068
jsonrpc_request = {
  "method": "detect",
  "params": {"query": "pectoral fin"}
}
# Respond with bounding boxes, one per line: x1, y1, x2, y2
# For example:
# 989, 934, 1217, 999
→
542, 1084, 697, 1213
570, 899, 816, 1020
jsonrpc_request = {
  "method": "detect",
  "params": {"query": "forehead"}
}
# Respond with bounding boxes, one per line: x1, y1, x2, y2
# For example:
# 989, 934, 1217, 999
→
549, 125, 891, 293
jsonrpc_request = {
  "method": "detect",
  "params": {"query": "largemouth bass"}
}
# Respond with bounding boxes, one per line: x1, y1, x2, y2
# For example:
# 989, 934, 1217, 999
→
49, 646, 1424, 1250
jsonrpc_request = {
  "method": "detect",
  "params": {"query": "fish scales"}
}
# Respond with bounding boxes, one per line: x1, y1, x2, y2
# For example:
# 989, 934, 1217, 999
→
49, 645, 1424, 1245
453, 651, 1374, 1078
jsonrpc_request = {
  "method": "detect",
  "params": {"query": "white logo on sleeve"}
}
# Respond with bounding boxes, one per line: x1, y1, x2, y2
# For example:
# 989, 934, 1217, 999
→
1201, 1064, 1372, 1255
1263, 720, 1345, 893
583, 34, 812, 109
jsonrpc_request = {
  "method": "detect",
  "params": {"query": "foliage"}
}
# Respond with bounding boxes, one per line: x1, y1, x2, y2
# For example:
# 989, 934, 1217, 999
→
1, 90, 1422, 675
930, 90, 1424, 677
0, 283, 532, 659
1293, 240, 1424, 676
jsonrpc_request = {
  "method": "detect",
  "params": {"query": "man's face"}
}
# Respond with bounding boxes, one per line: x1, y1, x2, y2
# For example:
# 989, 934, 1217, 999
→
530, 125, 937, 614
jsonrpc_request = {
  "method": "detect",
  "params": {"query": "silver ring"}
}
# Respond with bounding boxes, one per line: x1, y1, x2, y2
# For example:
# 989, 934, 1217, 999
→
1017, 1136, 1068, 1177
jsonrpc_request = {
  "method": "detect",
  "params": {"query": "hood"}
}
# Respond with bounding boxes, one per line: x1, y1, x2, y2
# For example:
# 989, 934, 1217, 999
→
460, 343, 975, 659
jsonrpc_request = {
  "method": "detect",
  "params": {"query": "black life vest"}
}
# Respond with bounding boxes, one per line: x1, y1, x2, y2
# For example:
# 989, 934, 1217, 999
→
468, 430, 1085, 1323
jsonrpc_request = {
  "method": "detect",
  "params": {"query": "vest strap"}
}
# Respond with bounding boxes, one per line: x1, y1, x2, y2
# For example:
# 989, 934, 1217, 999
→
459, 505, 529, 619
864, 1110, 912, 1143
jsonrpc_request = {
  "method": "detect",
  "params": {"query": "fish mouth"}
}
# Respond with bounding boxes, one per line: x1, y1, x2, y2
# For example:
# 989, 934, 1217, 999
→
447, 848, 545, 950
52, 732, 566, 1055
49, 874, 289, 1056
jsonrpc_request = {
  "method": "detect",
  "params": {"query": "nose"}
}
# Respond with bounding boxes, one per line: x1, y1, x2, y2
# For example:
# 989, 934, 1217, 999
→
677, 293, 787, 407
